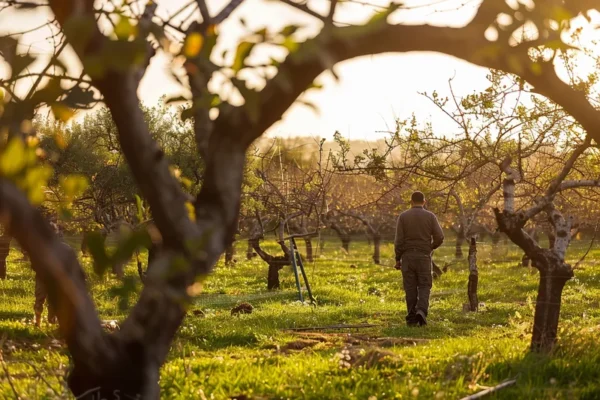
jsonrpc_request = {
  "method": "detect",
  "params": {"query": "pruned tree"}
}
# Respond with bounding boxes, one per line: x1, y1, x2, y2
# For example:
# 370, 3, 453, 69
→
248, 213, 295, 290
1, 0, 600, 396
494, 134, 600, 352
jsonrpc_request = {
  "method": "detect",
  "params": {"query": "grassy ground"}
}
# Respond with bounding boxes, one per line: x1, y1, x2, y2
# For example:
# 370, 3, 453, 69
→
1, 237, 600, 399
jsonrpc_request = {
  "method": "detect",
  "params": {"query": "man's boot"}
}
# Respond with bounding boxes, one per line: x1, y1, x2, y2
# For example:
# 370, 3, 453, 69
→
415, 310, 427, 326
406, 311, 419, 327
35, 312, 42, 327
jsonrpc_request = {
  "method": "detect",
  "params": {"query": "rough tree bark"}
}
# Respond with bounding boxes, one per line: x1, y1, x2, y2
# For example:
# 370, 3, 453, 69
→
467, 237, 478, 312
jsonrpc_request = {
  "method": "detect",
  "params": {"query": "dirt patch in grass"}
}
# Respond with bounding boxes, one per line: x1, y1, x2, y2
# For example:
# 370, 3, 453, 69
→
290, 332, 428, 348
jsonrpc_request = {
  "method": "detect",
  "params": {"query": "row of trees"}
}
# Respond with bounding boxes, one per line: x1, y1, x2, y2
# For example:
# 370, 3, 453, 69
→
2, 0, 600, 397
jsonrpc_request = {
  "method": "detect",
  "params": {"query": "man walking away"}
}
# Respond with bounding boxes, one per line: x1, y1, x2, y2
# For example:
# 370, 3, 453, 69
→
395, 191, 444, 326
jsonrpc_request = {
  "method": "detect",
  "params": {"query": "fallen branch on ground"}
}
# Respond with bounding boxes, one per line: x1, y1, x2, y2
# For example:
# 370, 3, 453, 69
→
459, 379, 517, 400
283, 323, 379, 332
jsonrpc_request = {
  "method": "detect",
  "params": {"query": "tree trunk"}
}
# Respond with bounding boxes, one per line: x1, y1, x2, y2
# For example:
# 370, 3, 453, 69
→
80, 235, 88, 256
341, 236, 350, 252
432, 261, 443, 279
267, 263, 281, 290
372, 234, 381, 265
547, 232, 556, 249
455, 235, 464, 258
531, 265, 571, 352
246, 240, 255, 260
304, 238, 313, 262
0, 234, 11, 279
467, 237, 478, 311
522, 253, 531, 267
491, 232, 502, 245
225, 243, 235, 265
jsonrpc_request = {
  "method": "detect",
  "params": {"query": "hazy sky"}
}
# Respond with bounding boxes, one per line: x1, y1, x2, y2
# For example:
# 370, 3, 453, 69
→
0, 1, 597, 141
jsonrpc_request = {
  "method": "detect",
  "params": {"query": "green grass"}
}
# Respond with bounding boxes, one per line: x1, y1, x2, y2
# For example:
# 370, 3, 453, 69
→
1, 237, 600, 399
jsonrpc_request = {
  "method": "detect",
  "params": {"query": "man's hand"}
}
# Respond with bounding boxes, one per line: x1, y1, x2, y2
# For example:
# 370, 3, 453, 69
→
394, 260, 402, 270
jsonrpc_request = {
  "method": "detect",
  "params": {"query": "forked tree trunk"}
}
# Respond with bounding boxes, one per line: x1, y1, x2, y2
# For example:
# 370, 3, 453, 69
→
249, 237, 290, 290
372, 233, 381, 265
455, 235, 465, 258
304, 238, 313, 262
0, 234, 10, 279
467, 237, 478, 311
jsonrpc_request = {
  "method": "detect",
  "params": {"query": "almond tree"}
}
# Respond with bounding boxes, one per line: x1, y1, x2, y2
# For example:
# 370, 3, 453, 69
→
1, 0, 600, 396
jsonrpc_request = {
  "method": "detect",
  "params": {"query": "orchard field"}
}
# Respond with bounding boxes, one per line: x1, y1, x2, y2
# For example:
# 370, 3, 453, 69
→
2, 237, 600, 399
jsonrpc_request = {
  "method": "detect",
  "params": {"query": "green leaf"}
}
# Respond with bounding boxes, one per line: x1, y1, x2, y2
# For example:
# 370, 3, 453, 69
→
62, 86, 96, 109
114, 15, 137, 40
184, 33, 204, 58
280, 25, 300, 37
111, 229, 152, 269
0, 138, 26, 176
22, 165, 52, 205
366, 3, 400, 27
232, 41, 256, 73
63, 15, 96, 54
135, 194, 145, 223
108, 276, 139, 311
59, 174, 89, 201
83, 231, 111, 276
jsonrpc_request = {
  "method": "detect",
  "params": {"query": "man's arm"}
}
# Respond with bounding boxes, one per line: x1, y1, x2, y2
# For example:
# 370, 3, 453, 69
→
394, 214, 404, 262
431, 214, 444, 250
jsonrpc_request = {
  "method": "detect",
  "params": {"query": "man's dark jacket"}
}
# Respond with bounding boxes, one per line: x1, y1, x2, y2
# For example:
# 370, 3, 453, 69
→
394, 206, 444, 261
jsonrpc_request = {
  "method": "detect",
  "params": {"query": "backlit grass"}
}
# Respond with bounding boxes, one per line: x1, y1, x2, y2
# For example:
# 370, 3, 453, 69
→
1, 236, 599, 399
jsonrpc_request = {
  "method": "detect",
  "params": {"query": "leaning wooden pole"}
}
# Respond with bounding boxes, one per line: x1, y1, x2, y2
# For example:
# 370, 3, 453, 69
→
467, 237, 478, 312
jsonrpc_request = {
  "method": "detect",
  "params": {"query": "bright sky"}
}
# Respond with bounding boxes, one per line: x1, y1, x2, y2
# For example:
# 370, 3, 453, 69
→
0, 1, 597, 141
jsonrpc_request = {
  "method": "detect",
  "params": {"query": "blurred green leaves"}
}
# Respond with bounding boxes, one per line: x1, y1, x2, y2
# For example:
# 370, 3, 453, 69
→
0, 137, 52, 205
84, 228, 152, 276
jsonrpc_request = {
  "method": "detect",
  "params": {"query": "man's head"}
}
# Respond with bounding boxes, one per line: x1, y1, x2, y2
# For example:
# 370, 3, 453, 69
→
411, 191, 425, 207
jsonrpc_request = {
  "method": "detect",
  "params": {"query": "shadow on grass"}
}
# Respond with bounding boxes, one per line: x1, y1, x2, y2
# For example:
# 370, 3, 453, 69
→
0, 310, 30, 320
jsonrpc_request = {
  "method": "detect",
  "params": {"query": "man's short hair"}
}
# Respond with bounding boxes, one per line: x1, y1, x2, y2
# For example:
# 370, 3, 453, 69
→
411, 191, 425, 204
